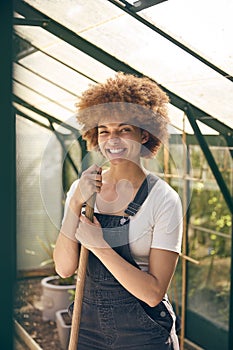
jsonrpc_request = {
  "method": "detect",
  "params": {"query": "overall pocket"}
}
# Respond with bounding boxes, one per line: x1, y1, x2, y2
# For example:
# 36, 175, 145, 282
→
137, 300, 174, 335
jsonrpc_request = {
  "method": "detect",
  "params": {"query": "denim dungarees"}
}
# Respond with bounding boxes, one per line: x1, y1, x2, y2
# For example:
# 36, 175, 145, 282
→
69, 175, 179, 349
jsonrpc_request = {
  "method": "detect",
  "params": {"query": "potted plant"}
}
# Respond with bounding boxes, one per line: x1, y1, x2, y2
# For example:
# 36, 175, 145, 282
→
41, 274, 76, 321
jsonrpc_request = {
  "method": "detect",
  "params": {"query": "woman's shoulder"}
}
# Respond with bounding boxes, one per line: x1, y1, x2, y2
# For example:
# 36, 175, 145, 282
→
148, 173, 181, 202
66, 178, 80, 197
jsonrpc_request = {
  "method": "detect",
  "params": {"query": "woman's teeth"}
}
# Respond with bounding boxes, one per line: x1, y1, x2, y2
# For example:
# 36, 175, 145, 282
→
108, 148, 124, 154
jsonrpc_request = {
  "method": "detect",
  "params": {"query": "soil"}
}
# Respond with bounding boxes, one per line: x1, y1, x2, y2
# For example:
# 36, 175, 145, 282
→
14, 276, 64, 350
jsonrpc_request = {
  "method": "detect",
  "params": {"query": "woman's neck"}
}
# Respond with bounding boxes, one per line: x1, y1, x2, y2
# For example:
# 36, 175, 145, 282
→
104, 161, 147, 188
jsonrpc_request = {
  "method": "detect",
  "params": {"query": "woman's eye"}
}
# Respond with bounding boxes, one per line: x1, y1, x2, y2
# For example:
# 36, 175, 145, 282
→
98, 130, 108, 135
120, 128, 131, 132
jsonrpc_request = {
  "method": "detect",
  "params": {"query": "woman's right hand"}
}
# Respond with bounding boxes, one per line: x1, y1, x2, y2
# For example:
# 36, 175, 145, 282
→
70, 164, 102, 209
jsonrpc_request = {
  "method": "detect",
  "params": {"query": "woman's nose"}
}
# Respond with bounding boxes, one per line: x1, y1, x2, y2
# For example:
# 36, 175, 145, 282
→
107, 129, 120, 140
108, 136, 120, 145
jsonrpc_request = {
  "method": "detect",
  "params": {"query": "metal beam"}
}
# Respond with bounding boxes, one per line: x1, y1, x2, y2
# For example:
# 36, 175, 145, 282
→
14, 0, 233, 139
13, 17, 49, 26
13, 94, 88, 165
14, 106, 52, 131
48, 121, 80, 178
186, 104, 233, 214
13, 77, 74, 113
13, 94, 81, 135
108, 0, 233, 83
118, 0, 167, 12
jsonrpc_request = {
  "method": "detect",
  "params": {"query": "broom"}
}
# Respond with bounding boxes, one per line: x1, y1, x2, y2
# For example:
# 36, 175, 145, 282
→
68, 193, 96, 350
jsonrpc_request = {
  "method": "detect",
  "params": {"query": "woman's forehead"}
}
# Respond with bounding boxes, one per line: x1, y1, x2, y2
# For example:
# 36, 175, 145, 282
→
98, 122, 130, 128
97, 114, 139, 127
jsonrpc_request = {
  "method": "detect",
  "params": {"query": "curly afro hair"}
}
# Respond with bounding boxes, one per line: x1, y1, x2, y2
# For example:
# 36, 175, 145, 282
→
76, 72, 170, 157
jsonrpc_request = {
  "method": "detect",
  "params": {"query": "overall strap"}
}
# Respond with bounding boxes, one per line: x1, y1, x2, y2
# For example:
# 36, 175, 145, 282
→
124, 174, 159, 216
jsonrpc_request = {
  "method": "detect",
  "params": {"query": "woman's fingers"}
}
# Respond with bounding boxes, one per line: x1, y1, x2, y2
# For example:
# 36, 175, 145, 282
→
80, 214, 100, 227
86, 164, 102, 176
76, 215, 106, 249
85, 166, 102, 192
93, 216, 101, 226
77, 165, 103, 202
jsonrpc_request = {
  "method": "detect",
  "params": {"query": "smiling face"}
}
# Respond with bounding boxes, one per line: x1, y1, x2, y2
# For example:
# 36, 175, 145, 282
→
97, 122, 149, 163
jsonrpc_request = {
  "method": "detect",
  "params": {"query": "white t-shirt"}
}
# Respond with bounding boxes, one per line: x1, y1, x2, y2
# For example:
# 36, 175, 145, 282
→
62, 176, 183, 272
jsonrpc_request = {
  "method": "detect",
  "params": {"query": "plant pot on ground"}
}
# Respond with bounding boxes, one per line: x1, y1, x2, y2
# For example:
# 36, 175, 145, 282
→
41, 275, 75, 321
56, 309, 72, 350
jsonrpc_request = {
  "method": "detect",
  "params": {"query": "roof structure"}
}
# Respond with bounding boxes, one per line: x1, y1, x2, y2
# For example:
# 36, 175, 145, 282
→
13, 0, 233, 135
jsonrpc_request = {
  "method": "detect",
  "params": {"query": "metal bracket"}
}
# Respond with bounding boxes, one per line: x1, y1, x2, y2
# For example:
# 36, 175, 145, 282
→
13, 18, 50, 27
186, 104, 233, 214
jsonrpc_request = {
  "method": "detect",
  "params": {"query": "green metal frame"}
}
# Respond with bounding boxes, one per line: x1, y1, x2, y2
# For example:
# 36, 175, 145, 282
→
186, 104, 233, 214
13, 77, 74, 113
48, 121, 80, 177
1, 1, 14, 349
13, 94, 78, 133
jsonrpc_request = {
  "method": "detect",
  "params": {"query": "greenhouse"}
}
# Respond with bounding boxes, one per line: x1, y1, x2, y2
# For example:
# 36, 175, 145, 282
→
1, 0, 232, 349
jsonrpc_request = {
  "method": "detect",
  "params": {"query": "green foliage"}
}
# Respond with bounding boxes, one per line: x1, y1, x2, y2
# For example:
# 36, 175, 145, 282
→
191, 187, 231, 258
172, 144, 232, 328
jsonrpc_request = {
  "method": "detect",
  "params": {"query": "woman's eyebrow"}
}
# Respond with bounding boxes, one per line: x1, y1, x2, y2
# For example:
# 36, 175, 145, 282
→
98, 123, 130, 129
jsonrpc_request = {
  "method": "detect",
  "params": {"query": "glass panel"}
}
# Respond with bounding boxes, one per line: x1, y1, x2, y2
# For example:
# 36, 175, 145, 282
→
140, 0, 233, 76
16, 115, 63, 270
14, 22, 116, 83
24, 0, 123, 33
13, 62, 76, 112
18, 51, 91, 97
187, 143, 232, 331
14, 80, 72, 121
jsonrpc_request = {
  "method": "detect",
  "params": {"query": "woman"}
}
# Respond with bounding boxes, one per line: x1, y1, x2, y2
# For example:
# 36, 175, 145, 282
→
53, 73, 183, 349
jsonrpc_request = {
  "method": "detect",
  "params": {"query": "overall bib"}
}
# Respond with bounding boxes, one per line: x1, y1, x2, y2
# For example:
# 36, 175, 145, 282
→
69, 175, 179, 349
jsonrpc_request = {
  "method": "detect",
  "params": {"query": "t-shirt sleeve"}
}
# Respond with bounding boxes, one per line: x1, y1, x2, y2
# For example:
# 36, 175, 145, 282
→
61, 179, 79, 226
151, 184, 183, 254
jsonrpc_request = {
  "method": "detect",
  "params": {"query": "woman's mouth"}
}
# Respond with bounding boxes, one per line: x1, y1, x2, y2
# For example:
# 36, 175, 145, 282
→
106, 148, 127, 156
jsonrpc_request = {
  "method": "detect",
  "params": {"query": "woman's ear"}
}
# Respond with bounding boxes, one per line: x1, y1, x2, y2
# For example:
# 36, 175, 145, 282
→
141, 130, 149, 144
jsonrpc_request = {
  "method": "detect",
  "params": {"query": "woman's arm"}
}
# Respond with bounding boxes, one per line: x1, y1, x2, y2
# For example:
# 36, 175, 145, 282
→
92, 246, 178, 307
53, 200, 83, 278
53, 164, 102, 278
76, 215, 179, 307
53, 233, 80, 278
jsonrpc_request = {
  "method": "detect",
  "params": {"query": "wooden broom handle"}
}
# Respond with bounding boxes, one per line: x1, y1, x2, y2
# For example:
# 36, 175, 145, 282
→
68, 194, 96, 350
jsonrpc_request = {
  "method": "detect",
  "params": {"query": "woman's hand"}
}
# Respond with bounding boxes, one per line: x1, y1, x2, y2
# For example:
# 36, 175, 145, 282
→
76, 215, 109, 251
70, 164, 102, 209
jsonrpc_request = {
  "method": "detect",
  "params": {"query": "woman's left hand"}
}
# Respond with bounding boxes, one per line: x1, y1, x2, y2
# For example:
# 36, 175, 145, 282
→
75, 215, 109, 251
